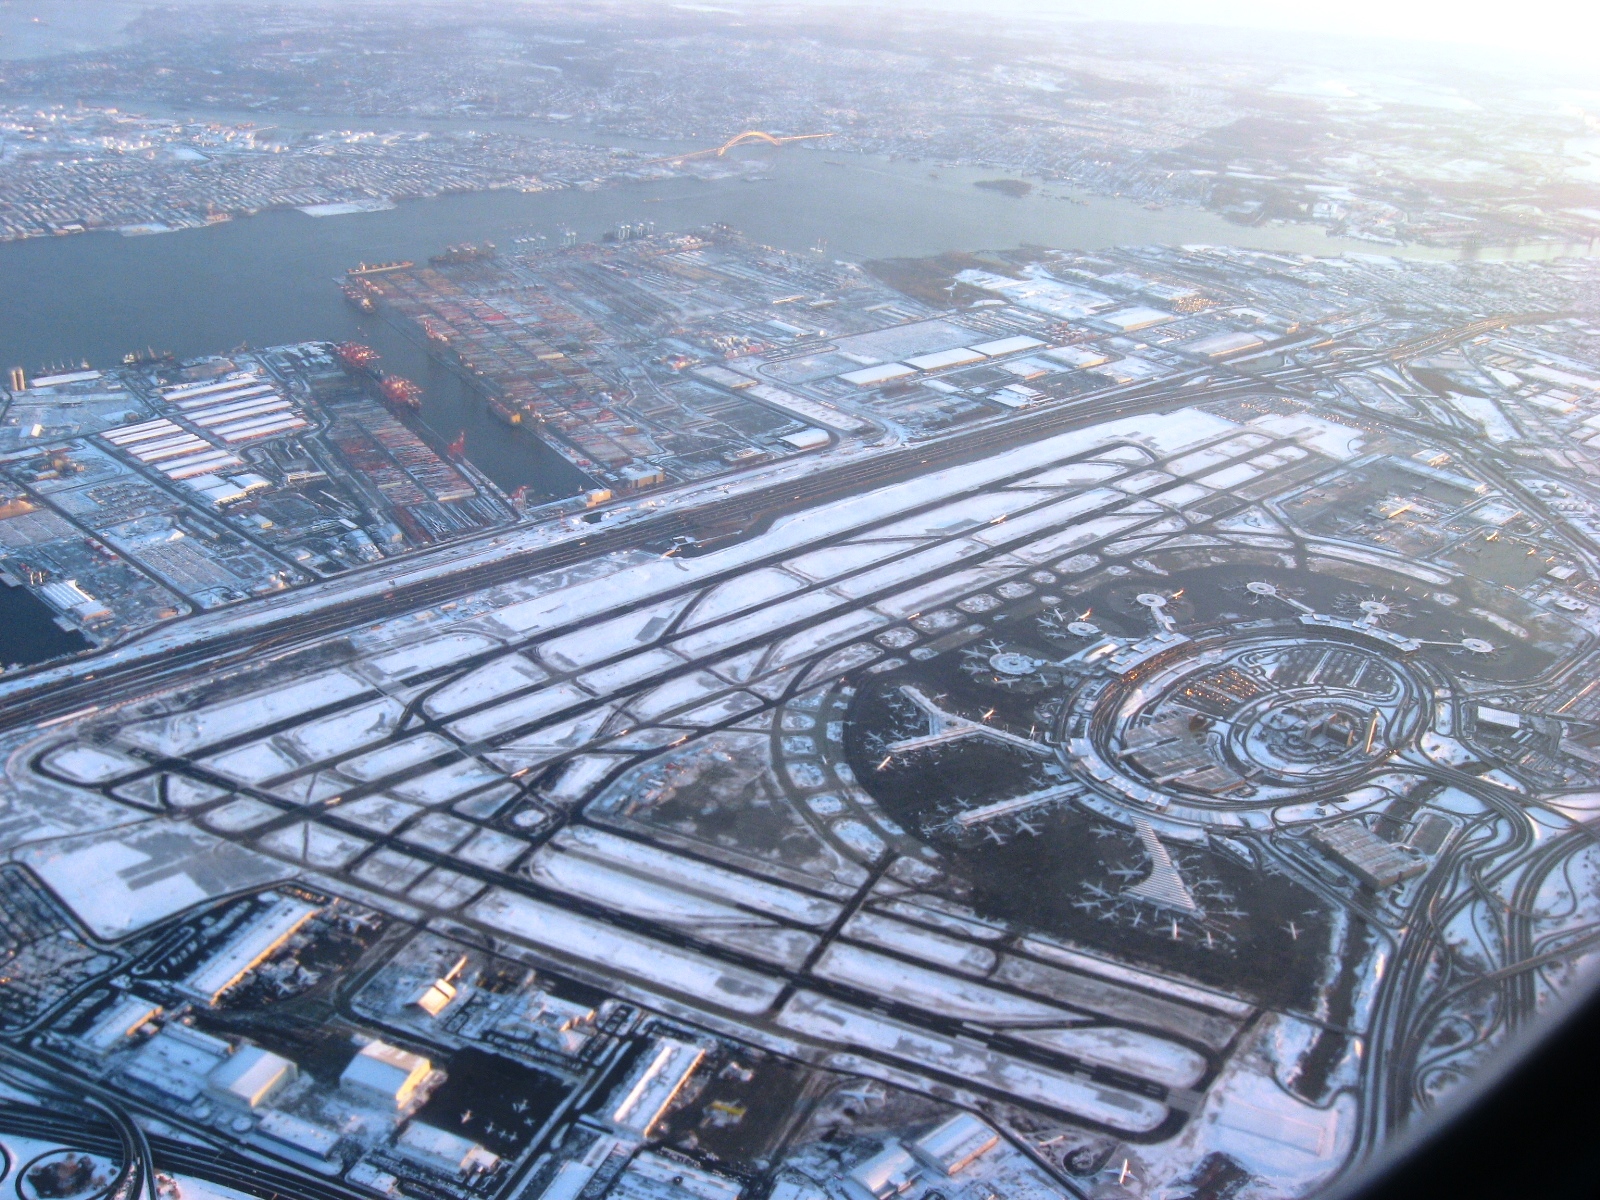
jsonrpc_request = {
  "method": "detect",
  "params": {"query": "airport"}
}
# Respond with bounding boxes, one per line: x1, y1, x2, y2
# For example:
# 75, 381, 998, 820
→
2, 226, 1600, 1200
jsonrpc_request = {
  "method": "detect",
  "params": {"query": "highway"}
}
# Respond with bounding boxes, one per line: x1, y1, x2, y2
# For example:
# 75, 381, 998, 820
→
0, 1040, 373, 1200
0, 313, 1525, 735
0, 1101, 369, 1200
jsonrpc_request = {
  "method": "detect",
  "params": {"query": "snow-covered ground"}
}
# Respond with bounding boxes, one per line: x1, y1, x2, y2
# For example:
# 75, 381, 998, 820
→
553, 825, 843, 925
776, 991, 1170, 1133
2, 404, 1352, 1166
466, 888, 786, 1015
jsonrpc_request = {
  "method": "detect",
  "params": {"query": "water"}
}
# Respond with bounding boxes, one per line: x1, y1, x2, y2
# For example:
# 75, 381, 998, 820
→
0, 581, 89, 668
0, 0, 144, 60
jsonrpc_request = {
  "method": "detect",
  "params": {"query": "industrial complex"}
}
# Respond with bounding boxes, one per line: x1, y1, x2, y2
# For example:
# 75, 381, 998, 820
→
1, 235, 1600, 1200
0, 342, 513, 649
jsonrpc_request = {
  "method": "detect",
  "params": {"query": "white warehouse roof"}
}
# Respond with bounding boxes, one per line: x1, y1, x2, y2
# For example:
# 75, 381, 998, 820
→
844, 1144, 919, 1200
207, 1044, 298, 1109
254, 1110, 340, 1161
781, 427, 830, 450
1098, 306, 1176, 332
181, 897, 318, 1005
838, 363, 916, 386
340, 1040, 432, 1110
609, 1037, 705, 1136
1044, 345, 1111, 368
969, 334, 1046, 356
904, 347, 986, 371
909, 1113, 999, 1175
395, 1122, 499, 1176
1180, 330, 1267, 358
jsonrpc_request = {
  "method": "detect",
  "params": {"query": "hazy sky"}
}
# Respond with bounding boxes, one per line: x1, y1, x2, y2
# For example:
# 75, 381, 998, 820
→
1063, 0, 1595, 52
3, 0, 1596, 67
848, 0, 1600, 61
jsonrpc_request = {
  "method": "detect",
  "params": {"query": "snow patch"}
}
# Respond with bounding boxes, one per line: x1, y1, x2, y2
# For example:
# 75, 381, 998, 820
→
629, 672, 737, 722
683, 568, 807, 629
364, 632, 501, 681
423, 656, 549, 718
554, 825, 842, 925
467, 888, 786, 1013
535, 594, 694, 669
282, 698, 405, 764
121, 671, 370, 756
388, 758, 505, 804
39, 742, 146, 784
199, 740, 299, 785
338, 734, 454, 782
577, 647, 686, 694
766, 610, 890, 671
812, 942, 1070, 1025
17, 823, 294, 938
777, 991, 1167, 1132
1011, 1025, 1207, 1089
449, 683, 593, 741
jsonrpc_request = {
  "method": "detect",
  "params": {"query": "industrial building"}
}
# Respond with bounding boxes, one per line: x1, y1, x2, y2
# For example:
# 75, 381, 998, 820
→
608, 1037, 705, 1137
78, 995, 162, 1055
1311, 822, 1427, 890
340, 1040, 434, 1112
533, 1135, 623, 1200
409, 977, 459, 1019
117, 1019, 300, 1112
393, 1122, 500, 1178
408, 953, 469, 1018
843, 1145, 920, 1200
908, 1114, 1000, 1176
206, 1044, 298, 1109
611, 1151, 743, 1200
1476, 705, 1522, 732
120, 1023, 232, 1103
252, 1110, 342, 1167
180, 895, 319, 1006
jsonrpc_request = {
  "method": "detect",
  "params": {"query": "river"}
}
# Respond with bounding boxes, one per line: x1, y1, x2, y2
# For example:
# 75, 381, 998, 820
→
7, 143, 1597, 492
6, 147, 1590, 493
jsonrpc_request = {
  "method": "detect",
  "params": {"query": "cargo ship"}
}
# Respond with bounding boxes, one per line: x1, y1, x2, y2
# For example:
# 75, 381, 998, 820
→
379, 375, 423, 410
487, 398, 523, 426
121, 347, 174, 366
340, 281, 377, 312
429, 242, 497, 266
346, 260, 414, 276
335, 345, 422, 410
335, 342, 380, 370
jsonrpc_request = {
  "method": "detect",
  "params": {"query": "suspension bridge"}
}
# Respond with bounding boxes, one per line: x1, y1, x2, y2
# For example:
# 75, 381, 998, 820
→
649, 129, 834, 165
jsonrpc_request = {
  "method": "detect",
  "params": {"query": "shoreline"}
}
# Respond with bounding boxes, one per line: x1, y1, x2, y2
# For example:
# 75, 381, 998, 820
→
3, 97, 1595, 262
